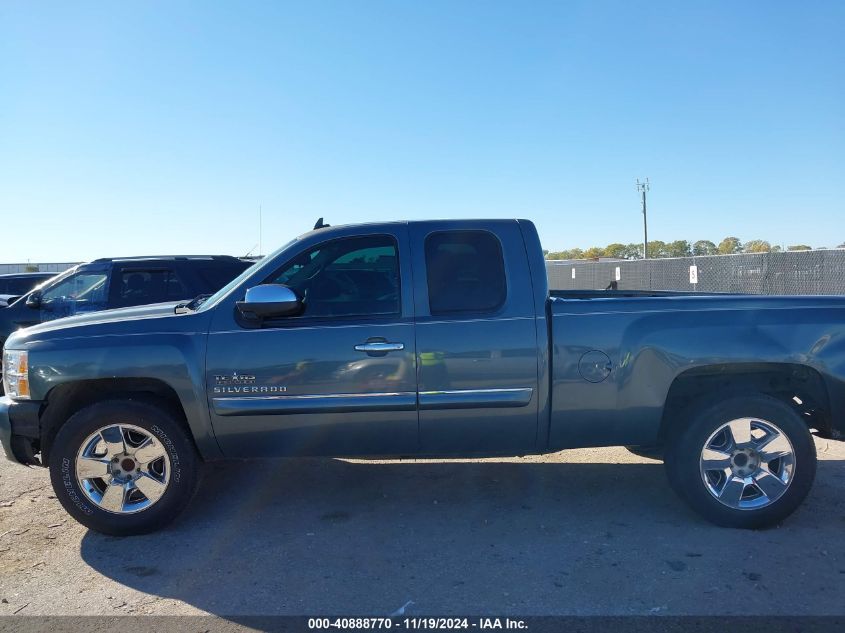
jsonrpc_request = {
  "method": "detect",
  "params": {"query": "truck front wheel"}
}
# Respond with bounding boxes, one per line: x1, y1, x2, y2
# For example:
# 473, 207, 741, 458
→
664, 394, 816, 529
48, 399, 199, 535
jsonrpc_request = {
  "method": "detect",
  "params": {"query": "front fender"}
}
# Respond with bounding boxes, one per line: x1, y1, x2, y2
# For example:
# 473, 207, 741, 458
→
25, 332, 221, 460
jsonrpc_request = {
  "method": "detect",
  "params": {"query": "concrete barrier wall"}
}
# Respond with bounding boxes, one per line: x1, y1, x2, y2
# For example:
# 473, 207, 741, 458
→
0, 262, 78, 275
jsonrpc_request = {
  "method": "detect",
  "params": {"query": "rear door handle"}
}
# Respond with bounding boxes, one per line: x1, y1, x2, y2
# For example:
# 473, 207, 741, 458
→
354, 342, 405, 353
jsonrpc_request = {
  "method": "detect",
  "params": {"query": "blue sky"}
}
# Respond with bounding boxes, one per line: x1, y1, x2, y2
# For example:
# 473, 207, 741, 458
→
1, 1, 843, 262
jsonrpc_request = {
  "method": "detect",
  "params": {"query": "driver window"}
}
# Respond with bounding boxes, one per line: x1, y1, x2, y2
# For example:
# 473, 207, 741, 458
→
266, 235, 400, 318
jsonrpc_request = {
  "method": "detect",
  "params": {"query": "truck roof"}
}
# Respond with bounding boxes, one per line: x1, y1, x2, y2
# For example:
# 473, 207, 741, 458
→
301, 218, 528, 239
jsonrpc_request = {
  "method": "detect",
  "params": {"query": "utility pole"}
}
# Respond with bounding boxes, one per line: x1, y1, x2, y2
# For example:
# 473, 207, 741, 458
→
259, 204, 263, 257
636, 178, 650, 259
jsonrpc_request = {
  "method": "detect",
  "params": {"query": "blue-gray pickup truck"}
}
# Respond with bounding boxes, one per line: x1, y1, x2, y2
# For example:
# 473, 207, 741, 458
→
2, 219, 844, 534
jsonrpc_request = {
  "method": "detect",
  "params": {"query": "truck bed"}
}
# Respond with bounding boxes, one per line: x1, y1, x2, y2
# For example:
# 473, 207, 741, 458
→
546, 291, 845, 450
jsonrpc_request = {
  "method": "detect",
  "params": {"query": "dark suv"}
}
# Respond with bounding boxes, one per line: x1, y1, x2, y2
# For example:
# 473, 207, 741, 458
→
0, 272, 56, 306
0, 255, 251, 350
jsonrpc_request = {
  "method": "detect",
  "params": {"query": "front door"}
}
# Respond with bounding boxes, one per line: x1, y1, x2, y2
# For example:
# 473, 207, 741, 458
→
206, 227, 418, 458
409, 221, 540, 455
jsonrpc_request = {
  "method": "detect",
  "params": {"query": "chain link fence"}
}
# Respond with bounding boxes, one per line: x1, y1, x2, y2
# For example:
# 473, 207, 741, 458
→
546, 249, 845, 295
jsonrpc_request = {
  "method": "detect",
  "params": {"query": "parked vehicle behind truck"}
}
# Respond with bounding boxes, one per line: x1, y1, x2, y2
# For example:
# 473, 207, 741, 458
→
0, 255, 252, 392
1, 219, 843, 535
0, 272, 56, 307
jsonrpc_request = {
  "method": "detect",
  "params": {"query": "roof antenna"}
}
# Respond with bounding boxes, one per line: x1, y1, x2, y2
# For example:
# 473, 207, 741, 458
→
313, 217, 330, 230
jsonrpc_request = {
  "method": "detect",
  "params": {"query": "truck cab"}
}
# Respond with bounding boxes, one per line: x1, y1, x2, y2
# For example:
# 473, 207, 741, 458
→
205, 219, 545, 459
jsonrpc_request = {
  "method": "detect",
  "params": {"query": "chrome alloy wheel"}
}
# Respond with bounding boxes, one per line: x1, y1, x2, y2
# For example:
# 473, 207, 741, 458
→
75, 424, 171, 514
700, 417, 795, 510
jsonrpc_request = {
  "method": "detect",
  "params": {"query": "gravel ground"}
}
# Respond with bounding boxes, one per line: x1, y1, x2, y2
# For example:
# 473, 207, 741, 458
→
1, 440, 844, 619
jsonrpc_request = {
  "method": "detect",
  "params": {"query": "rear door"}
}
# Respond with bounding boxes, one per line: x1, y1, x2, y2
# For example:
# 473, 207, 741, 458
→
409, 221, 540, 455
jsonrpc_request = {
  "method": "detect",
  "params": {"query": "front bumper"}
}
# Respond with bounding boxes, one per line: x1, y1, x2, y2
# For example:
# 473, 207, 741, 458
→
0, 396, 41, 465
0, 396, 16, 463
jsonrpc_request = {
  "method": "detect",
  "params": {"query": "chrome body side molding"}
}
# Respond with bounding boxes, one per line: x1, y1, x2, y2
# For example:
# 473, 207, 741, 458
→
418, 388, 534, 410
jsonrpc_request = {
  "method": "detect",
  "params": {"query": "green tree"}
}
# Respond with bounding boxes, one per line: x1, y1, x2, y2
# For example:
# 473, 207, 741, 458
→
692, 240, 717, 256
744, 240, 772, 253
647, 240, 668, 258
603, 243, 627, 258
624, 243, 644, 259
545, 236, 817, 258
718, 237, 743, 254
666, 240, 692, 258
546, 248, 584, 260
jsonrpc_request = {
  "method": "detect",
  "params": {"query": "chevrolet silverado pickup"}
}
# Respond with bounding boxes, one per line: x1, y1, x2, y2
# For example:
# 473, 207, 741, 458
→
1, 219, 844, 535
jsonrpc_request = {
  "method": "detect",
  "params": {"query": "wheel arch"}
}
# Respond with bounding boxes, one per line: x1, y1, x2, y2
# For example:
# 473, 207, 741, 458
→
38, 377, 216, 464
659, 362, 833, 444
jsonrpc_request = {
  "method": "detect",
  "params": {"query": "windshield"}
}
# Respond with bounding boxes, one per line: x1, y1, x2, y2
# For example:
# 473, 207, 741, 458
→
197, 238, 299, 312
41, 272, 107, 303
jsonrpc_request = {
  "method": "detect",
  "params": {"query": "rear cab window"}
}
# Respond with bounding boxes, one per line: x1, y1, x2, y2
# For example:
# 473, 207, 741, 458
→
424, 230, 507, 315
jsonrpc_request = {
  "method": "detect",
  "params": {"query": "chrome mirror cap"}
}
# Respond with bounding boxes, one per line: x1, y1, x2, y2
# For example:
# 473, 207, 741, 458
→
244, 284, 298, 304
236, 284, 302, 319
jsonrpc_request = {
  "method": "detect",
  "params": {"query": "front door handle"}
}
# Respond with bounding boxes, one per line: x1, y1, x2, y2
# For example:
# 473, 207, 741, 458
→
354, 342, 405, 353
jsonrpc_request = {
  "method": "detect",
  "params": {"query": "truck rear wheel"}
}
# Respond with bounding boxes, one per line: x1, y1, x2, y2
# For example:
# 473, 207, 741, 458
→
664, 394, 816, 529
48, 399, 199, 535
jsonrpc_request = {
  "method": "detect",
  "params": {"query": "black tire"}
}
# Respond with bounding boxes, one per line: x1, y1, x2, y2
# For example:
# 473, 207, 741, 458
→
48, 399, 199, 536
624, 445, 664, 460
664, 394, 816, 529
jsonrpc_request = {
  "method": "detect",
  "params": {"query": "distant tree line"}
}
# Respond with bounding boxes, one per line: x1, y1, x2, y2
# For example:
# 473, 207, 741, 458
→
544, 238, 845, 260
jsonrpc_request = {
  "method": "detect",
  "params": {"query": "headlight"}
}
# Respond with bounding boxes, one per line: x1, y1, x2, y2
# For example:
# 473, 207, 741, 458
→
2, 350, 30, 399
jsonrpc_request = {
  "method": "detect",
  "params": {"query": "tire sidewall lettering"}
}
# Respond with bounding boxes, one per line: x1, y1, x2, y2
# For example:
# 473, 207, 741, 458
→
60, 457, 94, 516
150, 424, 181, 484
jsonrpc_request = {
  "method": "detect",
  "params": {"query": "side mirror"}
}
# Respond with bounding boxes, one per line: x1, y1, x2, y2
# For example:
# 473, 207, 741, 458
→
236, 284, 303, 320
25, 291, 42, 310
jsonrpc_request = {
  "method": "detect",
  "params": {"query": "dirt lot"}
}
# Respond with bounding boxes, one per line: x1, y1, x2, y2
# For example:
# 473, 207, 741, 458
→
1, 441, 844, 619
